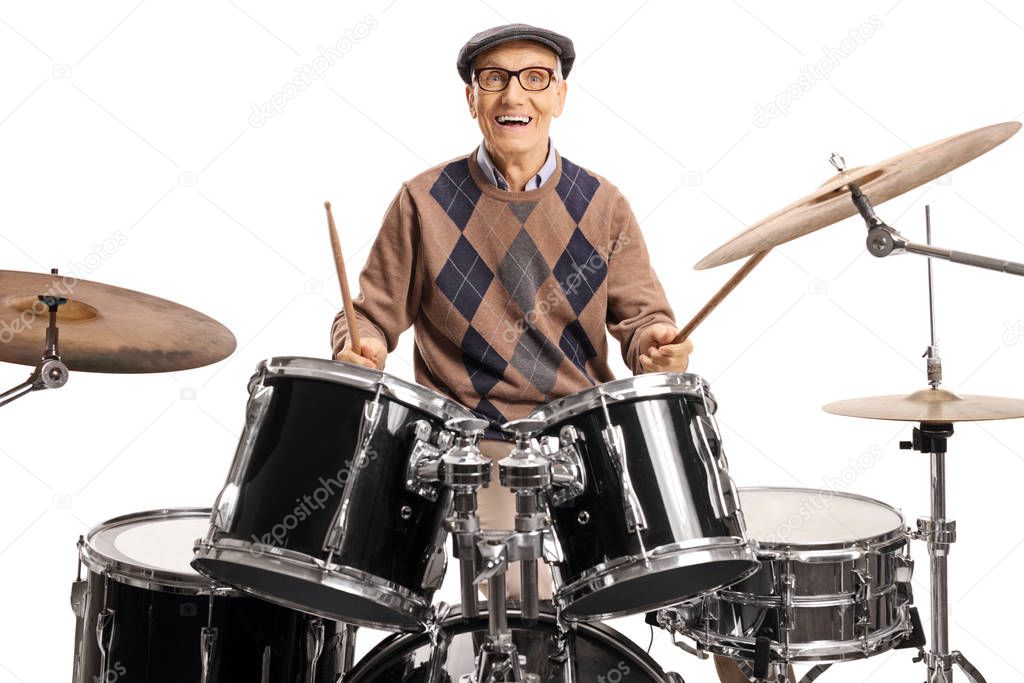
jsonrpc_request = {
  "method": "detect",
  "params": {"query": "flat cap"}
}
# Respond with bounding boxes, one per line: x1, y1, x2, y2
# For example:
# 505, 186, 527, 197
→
457, 23, 574, 85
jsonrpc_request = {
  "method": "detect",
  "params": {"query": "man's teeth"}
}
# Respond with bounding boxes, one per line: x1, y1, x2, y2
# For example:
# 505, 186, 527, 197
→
497, 115, 531, 124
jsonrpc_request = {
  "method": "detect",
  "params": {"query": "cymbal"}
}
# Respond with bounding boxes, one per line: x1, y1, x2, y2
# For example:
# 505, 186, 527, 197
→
696, 121, 1022, 269
823, 387, 1024, 423
0, 270, 236, 373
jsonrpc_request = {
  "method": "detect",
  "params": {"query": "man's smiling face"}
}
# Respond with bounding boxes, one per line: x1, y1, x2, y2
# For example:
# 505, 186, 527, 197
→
465, 40, 567, 162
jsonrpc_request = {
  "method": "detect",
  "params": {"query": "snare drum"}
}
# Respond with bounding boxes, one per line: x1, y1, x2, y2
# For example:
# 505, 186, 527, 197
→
192, 357, 474, 630
70, 508, 346, 683
528, 373, 758, 621
662, 487, 915, 663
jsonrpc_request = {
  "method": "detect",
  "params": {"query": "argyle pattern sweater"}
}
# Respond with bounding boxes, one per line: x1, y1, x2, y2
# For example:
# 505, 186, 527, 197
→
332, 147, 675, 433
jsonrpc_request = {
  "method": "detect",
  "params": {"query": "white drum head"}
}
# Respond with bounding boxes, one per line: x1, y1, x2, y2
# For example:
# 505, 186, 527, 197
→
740, 487, 903, 548
82, 508, 213, 591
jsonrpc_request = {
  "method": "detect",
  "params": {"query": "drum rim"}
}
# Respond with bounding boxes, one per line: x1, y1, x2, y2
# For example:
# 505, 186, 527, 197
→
192, 537, 433, 631
258, 356, 475, 423
527, 372, 714, 425
80, 507, 228, 595
555, 536, 759, 622
344, 607, 671, 681
738, 486, 906, 553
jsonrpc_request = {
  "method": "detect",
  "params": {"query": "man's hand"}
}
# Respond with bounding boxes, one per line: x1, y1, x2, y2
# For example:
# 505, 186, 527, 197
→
336, 336, 387, 370
636, 323, 693, 374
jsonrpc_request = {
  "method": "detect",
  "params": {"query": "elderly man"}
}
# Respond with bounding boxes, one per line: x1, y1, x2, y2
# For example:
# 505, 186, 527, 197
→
332, 21, 691, 612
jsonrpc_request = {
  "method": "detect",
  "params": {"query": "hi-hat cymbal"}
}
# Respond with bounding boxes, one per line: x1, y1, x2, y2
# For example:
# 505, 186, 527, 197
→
823, 387, 1024, 423
0, 270, 236, 373
696, 121, 1022, 270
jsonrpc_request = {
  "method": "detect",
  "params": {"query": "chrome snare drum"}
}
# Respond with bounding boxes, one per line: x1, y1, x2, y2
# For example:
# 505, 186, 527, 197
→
528, 373, 758, 621
70, 508, 346, 683
193, 357, 474, 630
660, 487, 915, 663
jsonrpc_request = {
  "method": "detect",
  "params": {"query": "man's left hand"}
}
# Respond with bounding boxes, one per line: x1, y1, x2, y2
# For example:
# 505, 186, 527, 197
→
637, 323, 693, 374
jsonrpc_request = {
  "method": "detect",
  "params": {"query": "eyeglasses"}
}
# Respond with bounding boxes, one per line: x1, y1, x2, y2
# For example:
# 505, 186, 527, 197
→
473, 66, 556, 92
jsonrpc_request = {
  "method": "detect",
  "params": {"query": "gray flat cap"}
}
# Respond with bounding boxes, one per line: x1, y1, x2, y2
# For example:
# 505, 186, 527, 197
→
457, 23, 574, 84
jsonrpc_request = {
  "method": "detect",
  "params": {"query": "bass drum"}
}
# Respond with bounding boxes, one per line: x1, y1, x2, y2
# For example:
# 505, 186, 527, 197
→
344, 609, 681, 682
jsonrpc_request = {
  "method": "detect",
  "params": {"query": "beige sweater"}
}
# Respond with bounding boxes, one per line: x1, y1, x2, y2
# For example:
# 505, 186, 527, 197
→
332, 147, 674, 431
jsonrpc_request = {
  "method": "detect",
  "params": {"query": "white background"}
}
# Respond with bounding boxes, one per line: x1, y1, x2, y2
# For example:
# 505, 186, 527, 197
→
1, 1, 1023, 680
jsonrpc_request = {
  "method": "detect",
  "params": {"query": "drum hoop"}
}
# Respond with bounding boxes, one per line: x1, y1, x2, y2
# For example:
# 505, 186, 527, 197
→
259, 356, 474, 422
555, 536, 758, 622
192, 537, 433, 631
80, 507, 227, 595
739, 486, 907, 553
527, 372, 714, 425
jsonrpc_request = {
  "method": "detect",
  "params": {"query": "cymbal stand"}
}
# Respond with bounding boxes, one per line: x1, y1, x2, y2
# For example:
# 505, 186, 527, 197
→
827, 154, 1024, 277
0, 274, 70, 408
888, 206, 985, 682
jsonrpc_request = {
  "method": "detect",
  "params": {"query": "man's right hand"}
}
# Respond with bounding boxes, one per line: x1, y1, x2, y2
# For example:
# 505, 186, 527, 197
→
336, 337, 387, 370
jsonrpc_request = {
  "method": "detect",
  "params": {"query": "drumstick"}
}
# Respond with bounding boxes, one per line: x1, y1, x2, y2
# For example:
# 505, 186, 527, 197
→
671, 249, 771, 344
325, 201, 361, 354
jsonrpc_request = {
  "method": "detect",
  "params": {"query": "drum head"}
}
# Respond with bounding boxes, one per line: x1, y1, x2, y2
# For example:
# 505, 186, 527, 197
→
740, 487, 904, 549
82, 508, 213, 592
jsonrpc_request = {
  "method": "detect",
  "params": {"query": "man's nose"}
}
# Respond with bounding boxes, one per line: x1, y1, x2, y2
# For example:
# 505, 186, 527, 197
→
500, 78, 528, 103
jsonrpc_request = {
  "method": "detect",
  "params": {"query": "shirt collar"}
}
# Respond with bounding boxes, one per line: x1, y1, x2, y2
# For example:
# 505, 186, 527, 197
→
476, 139, 556, 192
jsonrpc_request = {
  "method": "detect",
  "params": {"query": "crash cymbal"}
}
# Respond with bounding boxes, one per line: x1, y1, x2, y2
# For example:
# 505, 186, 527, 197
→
0, 270, 236, 373
823, 387, 1024, 423
696, 121, 1021, 269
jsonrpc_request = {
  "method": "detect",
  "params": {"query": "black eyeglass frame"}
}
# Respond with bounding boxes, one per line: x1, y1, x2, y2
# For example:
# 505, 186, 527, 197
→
472, 66, 557, 92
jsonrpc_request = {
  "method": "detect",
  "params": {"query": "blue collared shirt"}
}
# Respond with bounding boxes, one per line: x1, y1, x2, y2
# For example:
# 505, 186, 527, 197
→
476, 139, 557, 191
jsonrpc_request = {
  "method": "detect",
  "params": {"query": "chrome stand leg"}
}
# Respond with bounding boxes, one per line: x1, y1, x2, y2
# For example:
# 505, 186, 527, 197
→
902, 424, 987, 682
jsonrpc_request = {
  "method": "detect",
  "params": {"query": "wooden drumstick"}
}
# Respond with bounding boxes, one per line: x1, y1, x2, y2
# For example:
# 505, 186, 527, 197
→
672, 249, 771, 344
325, 201, 361, 354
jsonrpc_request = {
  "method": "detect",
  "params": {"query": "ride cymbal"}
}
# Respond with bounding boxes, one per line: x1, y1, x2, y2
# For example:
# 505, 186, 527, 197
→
0, 270, 236, 373
823, 387, 1024, 423
696, 121, 1021, 269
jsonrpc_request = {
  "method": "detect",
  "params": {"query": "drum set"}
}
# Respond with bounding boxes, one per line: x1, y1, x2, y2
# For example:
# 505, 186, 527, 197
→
2, 120, 1023, 682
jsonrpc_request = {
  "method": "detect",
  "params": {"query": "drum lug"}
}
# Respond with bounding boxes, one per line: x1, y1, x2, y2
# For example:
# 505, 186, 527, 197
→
600, 422, 648, 533
69, 577, 88, 619
690, 415, 735, 521
542, 427, 587, 507
210, 381, 276, 535
95, 607, 116, 680
304, 618, 325, 683
324, 389, 385, 552
780, 570, 797, 633
895, 551, 915, 584
853, 567, 872, 632
421, 490, 453, 590
199, 626, 218, 683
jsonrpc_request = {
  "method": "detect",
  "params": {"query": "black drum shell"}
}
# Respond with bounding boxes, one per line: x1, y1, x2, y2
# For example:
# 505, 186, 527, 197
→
537, 385, 754, 618
73, 570, 343, 682
216, 375, 448, 594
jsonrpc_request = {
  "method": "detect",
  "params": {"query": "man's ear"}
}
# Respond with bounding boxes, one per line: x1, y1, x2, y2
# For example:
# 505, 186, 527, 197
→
552, 79, 567, 118
466, 84, 476, 119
